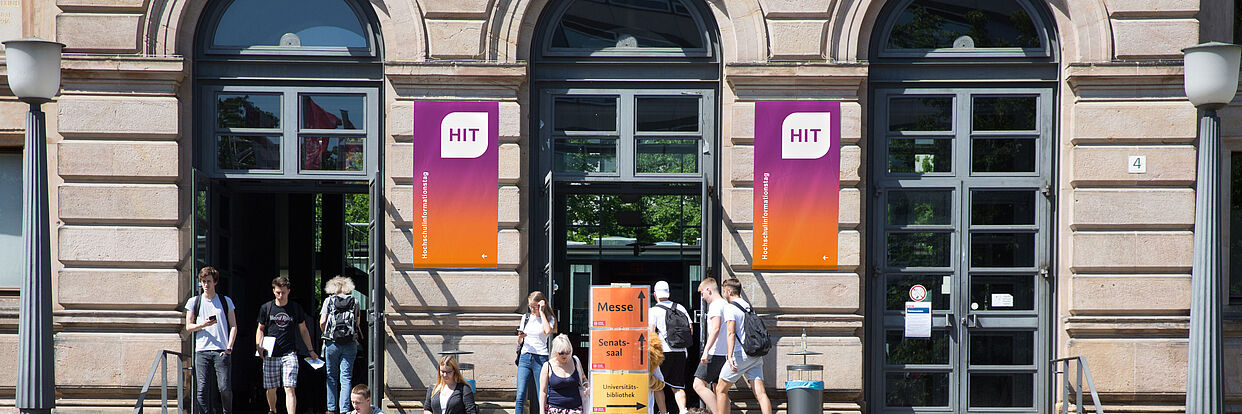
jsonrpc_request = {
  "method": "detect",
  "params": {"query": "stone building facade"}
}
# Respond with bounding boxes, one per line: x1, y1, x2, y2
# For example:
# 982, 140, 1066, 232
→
0, 0, 1238, 413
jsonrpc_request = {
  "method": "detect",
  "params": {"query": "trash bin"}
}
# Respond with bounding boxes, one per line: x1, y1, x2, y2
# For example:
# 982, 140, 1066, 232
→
785, 331, 823, 414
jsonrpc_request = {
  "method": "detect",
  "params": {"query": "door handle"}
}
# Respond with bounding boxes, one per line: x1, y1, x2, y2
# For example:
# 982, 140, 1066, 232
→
961, 314, 978, 328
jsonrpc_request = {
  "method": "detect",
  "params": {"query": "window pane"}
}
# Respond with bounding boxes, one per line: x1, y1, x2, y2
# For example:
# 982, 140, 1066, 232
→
885, 372, 950, 407
888, 0, 1041, 49
971, 232, 1035, 267
970, 331, 1034, 365
300, 136, 364, 171
971, 190, 1035, 225
889, 97, 952, 131
973, 96, 1037, 131
554, 96, 617, 132
212, 0, 367, 48
969, 373, 1034, 408
217, 94, 281, 129
555, 138, 617, 173
888, 232, 952, 268
636, 138, 698, 174
550, 0, 705, 49
972, 138, 1036, 172
886, 330, 950, 365
0, 153, 21, 287
302, 95, 365, 130
889, 138, 952, 173
888, 190, 952, 226
970, 275, 1035, 310
886, 274, 952, 311
1232, 152, 1242, 303
637, 97, 698, 132
217, 135, 281, 170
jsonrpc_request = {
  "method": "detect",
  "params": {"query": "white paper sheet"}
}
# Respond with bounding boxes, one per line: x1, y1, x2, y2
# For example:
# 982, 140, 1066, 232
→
904, 301, 932, 338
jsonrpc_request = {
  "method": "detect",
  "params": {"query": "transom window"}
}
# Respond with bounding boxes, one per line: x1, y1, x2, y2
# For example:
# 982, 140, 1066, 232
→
203, 87, 378, 179
878, 0, 1050, 58
542, 0, 710, 56
546, 90, 712, 180
204, 0, 375, 56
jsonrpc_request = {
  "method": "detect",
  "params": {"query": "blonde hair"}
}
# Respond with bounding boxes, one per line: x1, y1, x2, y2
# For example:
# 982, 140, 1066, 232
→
325, 276, 355, 295
550, 334, 573, 356
698, 277, 718, 294
433, 355, 465, 394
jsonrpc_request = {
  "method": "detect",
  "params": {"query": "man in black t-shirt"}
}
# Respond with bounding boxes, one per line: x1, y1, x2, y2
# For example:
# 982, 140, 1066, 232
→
256, 276, 319, 414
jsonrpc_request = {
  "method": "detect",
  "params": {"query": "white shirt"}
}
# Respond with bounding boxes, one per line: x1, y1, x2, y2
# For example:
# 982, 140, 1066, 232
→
720, 298, 752, 354
185, 294, 234, 351
649, 300, 692, 353
520, 314, 551, 355
705, 299, 729, 356
439, 385, 452, 412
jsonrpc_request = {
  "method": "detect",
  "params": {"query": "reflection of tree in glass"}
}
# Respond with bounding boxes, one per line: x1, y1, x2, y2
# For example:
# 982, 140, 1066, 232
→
217, 95, 278, 128
1230, 153, 1242, 299
888, 233, 948, 267
974, 97, 1035, 131
564, 194, 701, 245
886, 373, 946, 406
972, 139, 1026, 172
888, 3, 1039, 49
887, 332, 949, 365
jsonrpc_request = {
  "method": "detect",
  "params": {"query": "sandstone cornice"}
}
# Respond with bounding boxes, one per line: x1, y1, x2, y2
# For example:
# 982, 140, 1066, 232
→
59, 54, 186, 96
384, 61, 528, 94
725, 62, 869, 88
1063, 315, 1188, 337
1065, 61, 1186, 100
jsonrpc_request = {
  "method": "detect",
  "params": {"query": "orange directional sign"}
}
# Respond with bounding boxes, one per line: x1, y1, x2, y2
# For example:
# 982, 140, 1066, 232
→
590, 373, 648, 414
589, 330, 648, 371
591, 286, 649, 328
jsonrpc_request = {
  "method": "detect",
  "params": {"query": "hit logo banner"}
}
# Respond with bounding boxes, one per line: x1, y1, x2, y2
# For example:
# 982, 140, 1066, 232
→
753, 101, 841, 270
412, 101, 498, 268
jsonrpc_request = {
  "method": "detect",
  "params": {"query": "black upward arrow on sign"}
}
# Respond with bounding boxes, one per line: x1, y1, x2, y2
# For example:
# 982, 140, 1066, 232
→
606, 403, 646, 410
637, 333, 646, 365
637, 290, 646, 322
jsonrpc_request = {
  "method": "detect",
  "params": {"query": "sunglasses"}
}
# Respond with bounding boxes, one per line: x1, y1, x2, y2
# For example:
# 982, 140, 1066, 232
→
557, 351, 570, 355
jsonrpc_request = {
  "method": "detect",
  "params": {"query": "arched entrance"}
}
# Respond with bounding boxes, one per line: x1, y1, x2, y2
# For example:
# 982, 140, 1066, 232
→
865, 0, 1059, 412
528, 0, 722, 408
191, 0, 386, 411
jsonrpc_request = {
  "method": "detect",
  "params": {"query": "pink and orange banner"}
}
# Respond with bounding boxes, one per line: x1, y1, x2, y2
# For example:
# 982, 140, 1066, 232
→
412, 101, 498, 268
753, 101, 841, 270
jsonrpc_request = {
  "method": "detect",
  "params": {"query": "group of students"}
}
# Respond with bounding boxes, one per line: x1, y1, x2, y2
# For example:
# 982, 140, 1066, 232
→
185, 266, 381, 414
513, 277, 770, 414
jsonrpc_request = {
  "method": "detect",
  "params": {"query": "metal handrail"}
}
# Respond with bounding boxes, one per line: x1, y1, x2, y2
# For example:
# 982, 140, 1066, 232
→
1050, 356, 1104, 414
134, 350, 188, 414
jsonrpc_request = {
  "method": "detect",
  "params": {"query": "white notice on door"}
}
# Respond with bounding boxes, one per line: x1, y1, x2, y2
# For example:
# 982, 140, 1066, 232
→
991, 293, 1014, 308
905, 301, 932, 338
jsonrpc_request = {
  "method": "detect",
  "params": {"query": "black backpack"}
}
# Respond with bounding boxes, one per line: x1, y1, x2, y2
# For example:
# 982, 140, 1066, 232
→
655, 304, 693, 348
730, 301, 772, 357
324, 295, 358, 344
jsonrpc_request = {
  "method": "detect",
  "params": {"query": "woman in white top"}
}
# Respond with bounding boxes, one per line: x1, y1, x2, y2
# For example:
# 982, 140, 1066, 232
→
516, 291, 556, 414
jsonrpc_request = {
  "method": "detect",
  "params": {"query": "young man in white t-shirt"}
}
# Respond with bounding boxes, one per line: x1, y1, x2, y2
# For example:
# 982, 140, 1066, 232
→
184, 266, 238, 414
649, 280, 693, 414
714, 278, 771, 414
691, 277, 726, 413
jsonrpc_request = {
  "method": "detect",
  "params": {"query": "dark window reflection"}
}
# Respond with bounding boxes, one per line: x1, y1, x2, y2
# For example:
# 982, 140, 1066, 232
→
971, 190, 1035, 225
889, 138, 952, 173
973, 96, 1036, 130
888, 190, 953, 226
970, 331, 1034, 365
636, 138, 699, 173
972, 138, 1036, 172
969, 373, 1034, 407
217, 135, 281, 170
555, 96, 617, 132
888, 0, 1041, 49
1232, 153, 1242, 303
886, 330, 950, 364
555, 138, 618, 172
302, 95, 364, 130
890, 97, 952, 131
637, 97, 699, 131
300, 136, 364, 171
885, 274, 952, 311
551, 0, 705, 49
217, 94, 280, 129
885, 372, 950, 407
212, 0, 367, 48
888, 232, 952, 268
970, 232, 1034, 267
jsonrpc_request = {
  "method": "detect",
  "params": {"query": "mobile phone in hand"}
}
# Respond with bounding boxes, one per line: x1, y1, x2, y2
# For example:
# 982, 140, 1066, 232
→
209, 315, 218, 322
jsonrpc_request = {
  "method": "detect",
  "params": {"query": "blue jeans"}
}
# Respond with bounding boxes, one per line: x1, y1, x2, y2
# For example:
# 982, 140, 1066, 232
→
325, 341, 358, 413
194, 350, 232, 414
515, 352, 548, 414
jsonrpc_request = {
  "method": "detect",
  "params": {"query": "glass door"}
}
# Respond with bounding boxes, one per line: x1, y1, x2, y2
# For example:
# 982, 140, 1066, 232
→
870, 88, 1052, 413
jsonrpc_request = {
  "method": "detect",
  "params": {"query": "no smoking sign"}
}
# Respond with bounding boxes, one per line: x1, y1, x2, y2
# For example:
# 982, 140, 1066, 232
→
909, 284, 928, 302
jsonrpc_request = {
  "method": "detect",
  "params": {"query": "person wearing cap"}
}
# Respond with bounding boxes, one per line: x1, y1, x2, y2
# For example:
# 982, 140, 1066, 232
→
649, 281, 693, 414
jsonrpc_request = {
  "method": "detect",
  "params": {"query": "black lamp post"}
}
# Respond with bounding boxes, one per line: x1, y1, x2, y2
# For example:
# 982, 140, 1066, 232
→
3, 37, 65, 414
